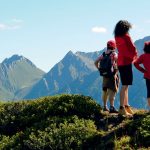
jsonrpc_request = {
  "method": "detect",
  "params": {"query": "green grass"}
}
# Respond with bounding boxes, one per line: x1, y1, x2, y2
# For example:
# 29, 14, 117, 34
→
0, 94, 149, 149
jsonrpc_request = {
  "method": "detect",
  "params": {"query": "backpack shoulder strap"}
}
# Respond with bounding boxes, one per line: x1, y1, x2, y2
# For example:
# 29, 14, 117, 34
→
102, 52, 105, 57
111, 50, 116, 54
102, 51, 114, 58
105, 51, 112, 57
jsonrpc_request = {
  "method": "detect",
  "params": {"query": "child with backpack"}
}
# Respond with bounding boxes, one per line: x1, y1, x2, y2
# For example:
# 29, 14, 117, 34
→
134, 41, 150, 108
95, 40, 119, 113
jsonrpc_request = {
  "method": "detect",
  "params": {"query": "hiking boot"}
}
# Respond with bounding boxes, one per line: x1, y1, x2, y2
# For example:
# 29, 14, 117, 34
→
119, 107, 132, 116
103, 106, 109, 112
109, 106, 118, 113
125, 105, 134, 115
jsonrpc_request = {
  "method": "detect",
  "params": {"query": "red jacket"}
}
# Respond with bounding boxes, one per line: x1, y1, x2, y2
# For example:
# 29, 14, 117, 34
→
134, 53, 150, 79
115, 34, 138, 66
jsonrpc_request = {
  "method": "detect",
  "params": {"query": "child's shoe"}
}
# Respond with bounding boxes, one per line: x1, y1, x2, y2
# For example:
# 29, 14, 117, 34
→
103, 106, 109, 112
109, 106, 118, 113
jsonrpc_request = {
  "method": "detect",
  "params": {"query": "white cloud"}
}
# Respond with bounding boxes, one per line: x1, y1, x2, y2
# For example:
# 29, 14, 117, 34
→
0, 23, 21, 30
0, 18, 23, 31
10, 25, 21, 30
91, 26, 107, 33
0, 24, 7, 30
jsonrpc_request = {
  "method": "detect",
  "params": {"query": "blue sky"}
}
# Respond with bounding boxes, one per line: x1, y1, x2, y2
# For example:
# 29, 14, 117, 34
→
0, 0, 150, 72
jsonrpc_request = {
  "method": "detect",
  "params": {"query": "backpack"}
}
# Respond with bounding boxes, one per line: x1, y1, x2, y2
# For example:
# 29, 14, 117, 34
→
99, 51, 114, 77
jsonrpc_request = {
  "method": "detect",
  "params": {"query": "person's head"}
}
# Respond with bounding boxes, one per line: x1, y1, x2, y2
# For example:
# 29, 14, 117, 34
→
114, 20, 132, 37
144, 41, 150, 53
107, 40, 116, 50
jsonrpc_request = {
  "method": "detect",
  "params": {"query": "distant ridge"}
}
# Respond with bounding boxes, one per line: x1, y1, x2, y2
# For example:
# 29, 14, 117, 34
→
2, 54, 35, 68
0, 54, 45, 100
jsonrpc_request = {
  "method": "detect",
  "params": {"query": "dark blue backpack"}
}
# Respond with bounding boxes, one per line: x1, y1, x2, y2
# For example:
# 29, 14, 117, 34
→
99, 52, 114, 77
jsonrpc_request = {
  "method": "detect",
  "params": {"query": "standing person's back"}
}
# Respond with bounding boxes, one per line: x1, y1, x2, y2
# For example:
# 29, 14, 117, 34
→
115, 33, 137, 66
95, 40, 119, 113
114, 20, 138, 116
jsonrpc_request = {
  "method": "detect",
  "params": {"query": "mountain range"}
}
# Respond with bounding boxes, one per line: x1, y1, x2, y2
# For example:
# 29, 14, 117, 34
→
0, 55, 45, 100
0, 36, 150, 109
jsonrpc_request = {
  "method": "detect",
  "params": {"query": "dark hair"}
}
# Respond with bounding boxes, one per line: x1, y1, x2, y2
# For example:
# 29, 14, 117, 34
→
144, 42, 150, 53
114, 20, 132, 37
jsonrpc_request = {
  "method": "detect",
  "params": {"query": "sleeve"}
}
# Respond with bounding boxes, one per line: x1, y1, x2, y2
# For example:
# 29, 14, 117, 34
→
111, 52, 118, 70
134, 55, 146, 73
113, 52, 118, 61
125, 34, 138, 58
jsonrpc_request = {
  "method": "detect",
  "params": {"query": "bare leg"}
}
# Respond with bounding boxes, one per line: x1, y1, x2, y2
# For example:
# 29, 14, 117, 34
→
120, 85, 128, 107
147, 98, 150, 107
108, 89, 115, 106
124, 86, 129, 106
102, 90, 108, 107
109, 97, 114, 107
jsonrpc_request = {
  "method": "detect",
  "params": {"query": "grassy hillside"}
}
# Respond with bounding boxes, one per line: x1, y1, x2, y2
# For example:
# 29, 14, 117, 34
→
0, 94, 149, 149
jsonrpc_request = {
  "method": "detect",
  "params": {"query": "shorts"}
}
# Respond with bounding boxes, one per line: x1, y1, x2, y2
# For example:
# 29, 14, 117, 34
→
118, 64, 133, 85
102, 75, 119, 92
146, 78, 150, 98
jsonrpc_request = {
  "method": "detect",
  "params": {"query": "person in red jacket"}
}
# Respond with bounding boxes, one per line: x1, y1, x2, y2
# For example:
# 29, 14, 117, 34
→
134, 42, 150, 108
114, 20, 138, 116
